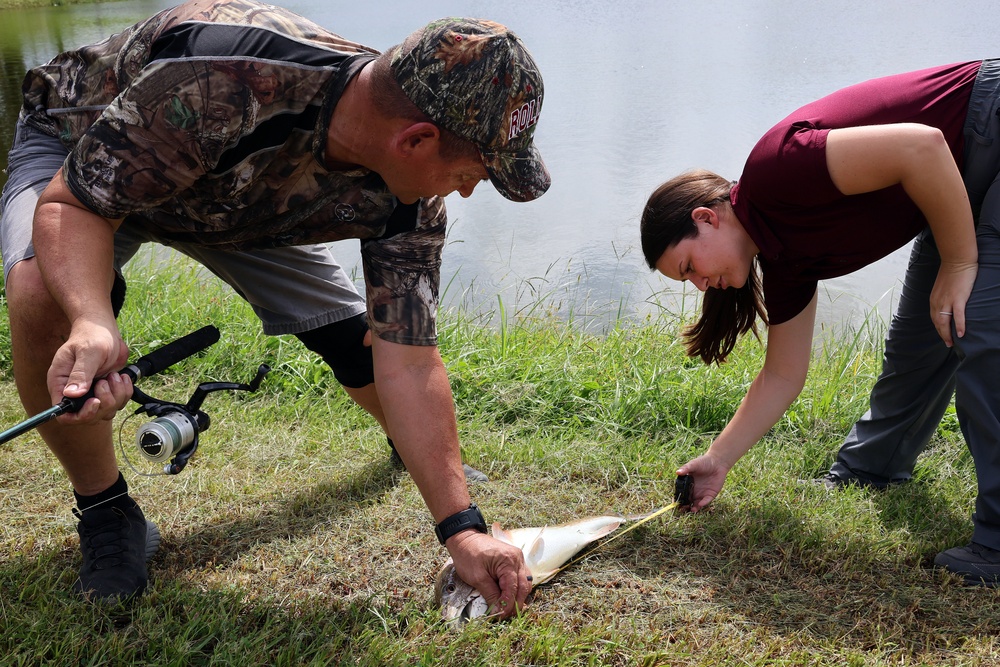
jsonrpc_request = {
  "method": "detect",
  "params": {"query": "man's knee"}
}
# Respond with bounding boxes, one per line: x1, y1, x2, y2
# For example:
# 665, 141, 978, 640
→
6, 259, 56, 316
7, 260, 126, 319
294, 313, 375, 388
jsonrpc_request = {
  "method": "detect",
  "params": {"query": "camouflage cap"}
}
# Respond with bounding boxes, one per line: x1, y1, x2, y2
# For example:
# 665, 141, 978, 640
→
390, 17, 550, 202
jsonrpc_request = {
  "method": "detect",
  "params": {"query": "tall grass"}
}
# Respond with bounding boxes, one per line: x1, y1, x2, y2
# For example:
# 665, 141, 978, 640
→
0, 254, 991, 666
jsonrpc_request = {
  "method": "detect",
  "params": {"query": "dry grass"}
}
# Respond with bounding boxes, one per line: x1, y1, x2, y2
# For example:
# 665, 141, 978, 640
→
2, 387, 997, 665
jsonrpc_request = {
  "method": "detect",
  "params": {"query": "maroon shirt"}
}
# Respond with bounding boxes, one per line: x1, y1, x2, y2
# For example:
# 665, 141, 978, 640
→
731, 61, 981, 324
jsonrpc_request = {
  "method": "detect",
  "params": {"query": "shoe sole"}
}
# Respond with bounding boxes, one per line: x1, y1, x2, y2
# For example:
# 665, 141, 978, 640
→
145, 521, 161, 561
961, 574, 1000, 587
933, 552, 1000, 588
390, 452, 489, 483
798, 477, 903, 491
462, 464, 489, 483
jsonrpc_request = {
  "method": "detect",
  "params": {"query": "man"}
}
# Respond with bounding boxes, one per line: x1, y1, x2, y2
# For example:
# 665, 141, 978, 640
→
0, 0, 548, 610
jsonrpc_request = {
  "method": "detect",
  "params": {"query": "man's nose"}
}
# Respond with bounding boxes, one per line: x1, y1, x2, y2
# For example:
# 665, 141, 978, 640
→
458, 181, 480, 198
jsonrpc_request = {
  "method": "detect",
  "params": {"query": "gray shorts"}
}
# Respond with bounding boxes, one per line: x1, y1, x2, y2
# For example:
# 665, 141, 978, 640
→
0, 119, 366, 335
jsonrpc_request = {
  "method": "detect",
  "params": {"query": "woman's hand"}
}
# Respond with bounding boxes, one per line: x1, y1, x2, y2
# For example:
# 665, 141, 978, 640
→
676, 453, 732, 512
931, 261, 978, 346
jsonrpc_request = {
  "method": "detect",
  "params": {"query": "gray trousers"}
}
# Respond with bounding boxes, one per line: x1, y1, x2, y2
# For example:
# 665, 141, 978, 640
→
831, 59, 1000, 550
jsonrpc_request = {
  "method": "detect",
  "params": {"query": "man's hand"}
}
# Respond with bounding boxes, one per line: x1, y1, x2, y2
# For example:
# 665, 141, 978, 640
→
49, 319, 132, 423
446, 530, 532, 619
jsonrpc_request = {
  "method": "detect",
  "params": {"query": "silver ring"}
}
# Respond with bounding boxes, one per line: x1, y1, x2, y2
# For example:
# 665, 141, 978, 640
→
939, 311, 953, 316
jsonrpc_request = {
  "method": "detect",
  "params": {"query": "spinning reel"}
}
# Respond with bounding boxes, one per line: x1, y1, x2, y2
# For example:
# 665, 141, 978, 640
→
128, 362, 270, 474
0, 325, 270, 475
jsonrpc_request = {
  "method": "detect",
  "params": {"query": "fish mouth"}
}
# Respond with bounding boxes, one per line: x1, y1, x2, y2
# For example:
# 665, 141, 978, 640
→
442, 592, 489, 627
437, 561, 491, 628
444, 598, 478, 626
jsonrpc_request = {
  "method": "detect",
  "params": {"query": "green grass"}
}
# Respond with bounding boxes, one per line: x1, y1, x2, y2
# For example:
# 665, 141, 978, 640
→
0, 253, 993, 666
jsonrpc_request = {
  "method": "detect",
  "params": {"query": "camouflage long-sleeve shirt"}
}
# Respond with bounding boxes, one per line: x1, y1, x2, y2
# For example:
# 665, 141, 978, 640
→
20, 0, 446, 345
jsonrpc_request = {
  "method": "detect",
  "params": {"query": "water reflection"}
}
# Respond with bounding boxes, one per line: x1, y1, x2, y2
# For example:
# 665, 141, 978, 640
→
1, 0, 995, 334
0, 1, 167, 178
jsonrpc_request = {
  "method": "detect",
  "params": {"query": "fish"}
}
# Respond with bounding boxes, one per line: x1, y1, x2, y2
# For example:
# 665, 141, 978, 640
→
493, 514, 628, 585
435, 512, 652, 627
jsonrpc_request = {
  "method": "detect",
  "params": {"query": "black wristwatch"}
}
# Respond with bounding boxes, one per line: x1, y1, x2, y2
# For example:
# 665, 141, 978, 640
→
435, 503, 488, 545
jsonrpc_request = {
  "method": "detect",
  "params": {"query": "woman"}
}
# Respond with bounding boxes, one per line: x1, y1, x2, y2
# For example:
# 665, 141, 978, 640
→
641, 59, 1000, 586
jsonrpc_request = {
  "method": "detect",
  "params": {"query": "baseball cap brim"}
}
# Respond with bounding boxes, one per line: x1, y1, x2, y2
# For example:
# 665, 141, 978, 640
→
481, 143, 551, 203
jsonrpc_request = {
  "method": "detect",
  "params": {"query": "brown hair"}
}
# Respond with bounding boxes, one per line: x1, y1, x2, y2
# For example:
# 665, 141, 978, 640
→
370, 50, 481, 162
640, 169, 768, 365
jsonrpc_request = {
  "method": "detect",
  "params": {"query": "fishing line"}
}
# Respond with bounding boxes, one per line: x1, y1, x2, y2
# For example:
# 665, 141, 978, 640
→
118, 413, 168, 477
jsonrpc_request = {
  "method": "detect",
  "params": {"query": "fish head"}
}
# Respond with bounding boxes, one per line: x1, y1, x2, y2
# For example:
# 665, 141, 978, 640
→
434, 559, 491, 628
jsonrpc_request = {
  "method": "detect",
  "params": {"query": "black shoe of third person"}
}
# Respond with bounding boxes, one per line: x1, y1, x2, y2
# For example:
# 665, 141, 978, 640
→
814, 472, 908, 491
72, 499, 160, 603
388, 438, 489, 483
934, 542, 1000, 587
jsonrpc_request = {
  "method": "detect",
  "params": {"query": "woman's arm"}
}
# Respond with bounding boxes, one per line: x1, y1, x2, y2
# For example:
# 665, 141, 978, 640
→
678, 292, 817, 510
825, 123, 977, 345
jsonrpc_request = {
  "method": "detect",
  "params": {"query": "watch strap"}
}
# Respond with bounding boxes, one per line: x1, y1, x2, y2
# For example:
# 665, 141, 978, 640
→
435, 503, 487, 544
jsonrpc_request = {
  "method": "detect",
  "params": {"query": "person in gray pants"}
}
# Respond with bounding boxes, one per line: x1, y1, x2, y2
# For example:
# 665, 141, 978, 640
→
640, 57, 1000, 587
822, 63, 1000, 586
825, 228, 959, 492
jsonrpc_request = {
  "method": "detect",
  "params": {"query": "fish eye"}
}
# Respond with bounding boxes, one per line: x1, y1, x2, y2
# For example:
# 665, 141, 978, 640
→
445, 584, 456, 594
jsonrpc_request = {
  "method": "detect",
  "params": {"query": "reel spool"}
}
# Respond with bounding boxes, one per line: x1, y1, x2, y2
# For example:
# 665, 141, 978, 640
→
135, 410, 203, 464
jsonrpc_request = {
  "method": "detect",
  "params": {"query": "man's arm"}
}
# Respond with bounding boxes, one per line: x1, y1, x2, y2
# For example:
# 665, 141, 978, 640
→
371, 336, 531, 617
33, 168, 132, 420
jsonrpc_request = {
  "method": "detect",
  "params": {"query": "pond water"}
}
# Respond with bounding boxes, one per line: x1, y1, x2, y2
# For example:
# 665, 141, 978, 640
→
1, 0, 996, 334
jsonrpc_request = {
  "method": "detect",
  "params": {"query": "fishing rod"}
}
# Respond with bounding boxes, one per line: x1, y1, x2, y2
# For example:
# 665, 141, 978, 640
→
0, 325, 270, 475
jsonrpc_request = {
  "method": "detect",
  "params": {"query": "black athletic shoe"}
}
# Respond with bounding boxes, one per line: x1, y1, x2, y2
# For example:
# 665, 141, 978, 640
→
72, 501, 160, 603
934, 542, 1000, 587
812, 472, 905, 491
387, 438, 489, 483
388, 438, 405, 468
461, 464, 489, 483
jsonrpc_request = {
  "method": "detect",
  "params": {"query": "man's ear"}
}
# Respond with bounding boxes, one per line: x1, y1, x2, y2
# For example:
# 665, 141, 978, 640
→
393, 122, 440, 157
